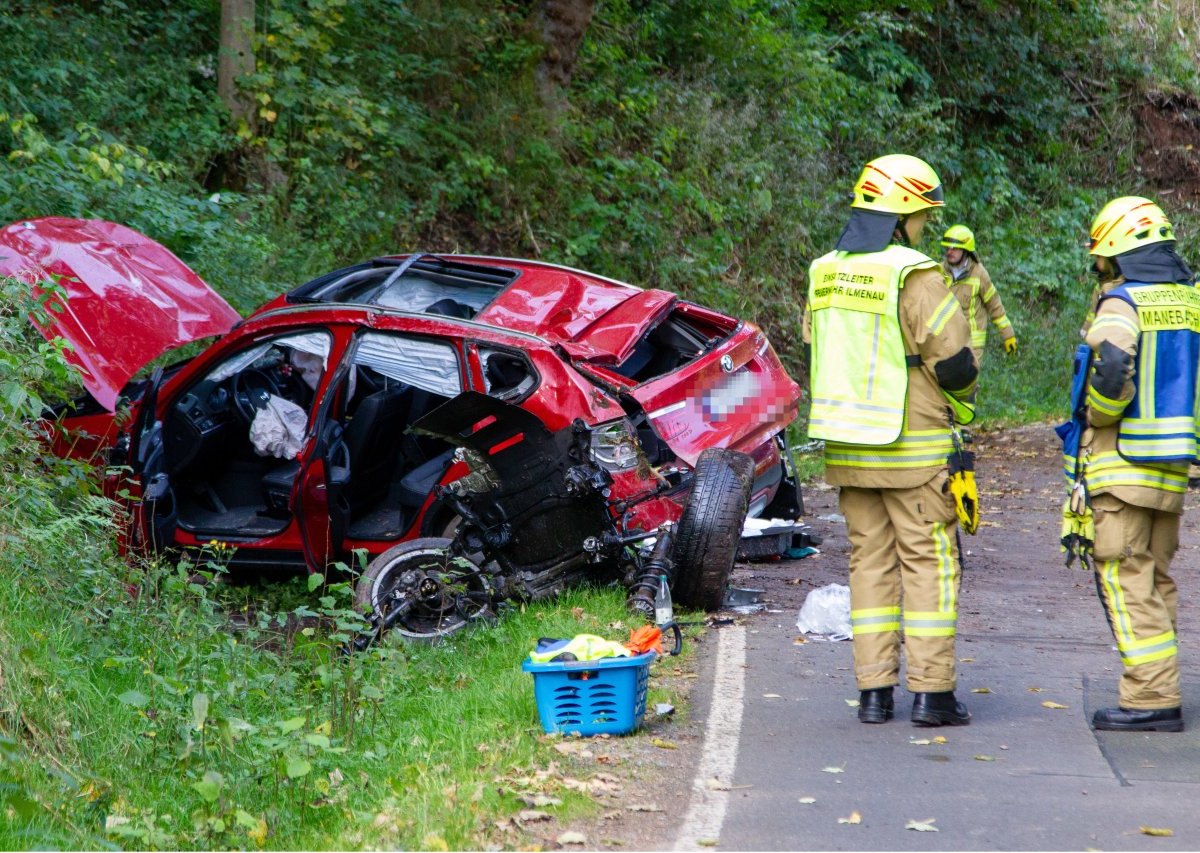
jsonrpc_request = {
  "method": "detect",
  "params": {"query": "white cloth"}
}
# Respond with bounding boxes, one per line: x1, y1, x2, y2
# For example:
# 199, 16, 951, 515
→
249, 395, 309, 459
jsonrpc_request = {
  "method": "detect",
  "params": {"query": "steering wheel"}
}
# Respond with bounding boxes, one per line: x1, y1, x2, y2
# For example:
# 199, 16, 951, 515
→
232, 367, 282, 424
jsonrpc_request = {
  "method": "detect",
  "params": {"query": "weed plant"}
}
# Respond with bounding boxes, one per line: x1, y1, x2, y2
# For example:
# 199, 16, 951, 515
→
1, 551, 673, 849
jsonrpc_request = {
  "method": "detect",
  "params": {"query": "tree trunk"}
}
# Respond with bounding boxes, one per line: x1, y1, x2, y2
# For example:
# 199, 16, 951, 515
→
532, 0, 595, 106
218, 0, 256, 126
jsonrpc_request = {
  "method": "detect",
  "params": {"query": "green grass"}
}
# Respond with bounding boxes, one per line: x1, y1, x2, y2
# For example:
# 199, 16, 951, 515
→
0, 559, 687, 850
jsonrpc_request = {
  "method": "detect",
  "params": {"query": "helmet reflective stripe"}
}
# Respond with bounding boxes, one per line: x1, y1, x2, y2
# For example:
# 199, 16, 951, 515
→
851, 154, 945, 215
940, 224, 976, 252
1089, 196, 1175, 257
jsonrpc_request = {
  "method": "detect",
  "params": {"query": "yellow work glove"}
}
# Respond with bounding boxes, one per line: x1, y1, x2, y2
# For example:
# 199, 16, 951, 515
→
947, 447, 979, 534
948, 469, 979, 534
1004, 337, 1018, 356
1059, 495, 1094, 570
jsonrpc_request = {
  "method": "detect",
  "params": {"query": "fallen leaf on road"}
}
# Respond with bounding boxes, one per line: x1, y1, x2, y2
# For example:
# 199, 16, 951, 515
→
650, 738, 678, 750
1140, 826, 1174, 837
821, 766, 845, 774
518, 810, 551, 822
958, 657, 975, 663
518, 793, 562, 807
838, 811, 862, 825
909, 738, 932, 746
798, 797, 816, 804
697, 840, 718, 847
1027, 687, 1044, 693
1042, 701, 1069, 710
932, 736, 948, 744
705, 778, 730, 791
793, 636, 807, 644
971, 687, 992, 694
557, 831, 587, 845
906, 818, 939, 832
554, 742, 593, 757
763, 693, 782, 699
845, 699, 860, 707
628, 804, 663, 812
974, 755, 996, 762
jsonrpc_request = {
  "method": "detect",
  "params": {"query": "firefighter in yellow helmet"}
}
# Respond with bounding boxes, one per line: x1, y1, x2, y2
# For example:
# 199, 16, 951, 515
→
803, 154, 978, 726
940, 225, 1017, 366
1073, 196, 1195, 732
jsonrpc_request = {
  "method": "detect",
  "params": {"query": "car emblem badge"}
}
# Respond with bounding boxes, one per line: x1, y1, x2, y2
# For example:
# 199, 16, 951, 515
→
720, 354, 734, 373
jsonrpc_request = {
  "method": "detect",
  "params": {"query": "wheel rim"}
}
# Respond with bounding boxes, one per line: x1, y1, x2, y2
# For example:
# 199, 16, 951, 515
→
368, 546, 489, 639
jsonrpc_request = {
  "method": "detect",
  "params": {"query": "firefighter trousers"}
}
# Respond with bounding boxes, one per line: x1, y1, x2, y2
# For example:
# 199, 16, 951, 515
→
1091, 493, 1181, 709
839, 473, 962, 694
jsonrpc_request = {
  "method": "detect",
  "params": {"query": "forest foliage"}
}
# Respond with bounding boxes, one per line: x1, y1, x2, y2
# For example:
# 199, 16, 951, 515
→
1, 0, 1199, 847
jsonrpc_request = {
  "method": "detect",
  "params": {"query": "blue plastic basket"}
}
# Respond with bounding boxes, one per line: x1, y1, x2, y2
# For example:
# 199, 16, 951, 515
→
522, 651, 655, 736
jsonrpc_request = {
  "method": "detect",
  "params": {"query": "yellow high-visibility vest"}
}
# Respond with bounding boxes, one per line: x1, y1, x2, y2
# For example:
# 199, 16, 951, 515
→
807, 244, 942, 446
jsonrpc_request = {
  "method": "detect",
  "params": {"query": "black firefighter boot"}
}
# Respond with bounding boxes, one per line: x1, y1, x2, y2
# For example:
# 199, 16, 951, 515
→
858, 687, 894, 724
911, 691, 971, 727
1092, 707, 1183, 732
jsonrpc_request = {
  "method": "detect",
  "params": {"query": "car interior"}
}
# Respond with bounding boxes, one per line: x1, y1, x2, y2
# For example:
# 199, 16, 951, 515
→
610, 309, 724, 383
161, 330, 487, 543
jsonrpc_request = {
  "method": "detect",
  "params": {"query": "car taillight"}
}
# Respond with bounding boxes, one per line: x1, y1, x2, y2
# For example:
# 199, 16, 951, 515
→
589, 419, 640, 471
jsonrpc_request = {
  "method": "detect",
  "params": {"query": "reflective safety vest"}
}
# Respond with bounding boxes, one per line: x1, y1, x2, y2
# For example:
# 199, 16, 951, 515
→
1102, 280, 1200, 463
807, 245, 943, 446
950, 272, 987, 349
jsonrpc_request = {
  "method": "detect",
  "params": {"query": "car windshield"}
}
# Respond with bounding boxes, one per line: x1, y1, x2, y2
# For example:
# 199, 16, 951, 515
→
208, 331, 332, 382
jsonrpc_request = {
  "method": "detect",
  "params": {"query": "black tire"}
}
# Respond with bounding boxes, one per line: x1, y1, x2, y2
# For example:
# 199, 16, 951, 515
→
354, 537, 492, 641
672, 448, 755, 611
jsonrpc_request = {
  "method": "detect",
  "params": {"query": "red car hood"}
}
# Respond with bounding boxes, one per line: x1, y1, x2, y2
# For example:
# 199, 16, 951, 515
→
0, 217, 240, 411
474, 269, 676, 364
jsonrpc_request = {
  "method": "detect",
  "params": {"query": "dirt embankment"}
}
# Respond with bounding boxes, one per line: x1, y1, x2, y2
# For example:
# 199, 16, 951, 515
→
1137, 90, 1200, 201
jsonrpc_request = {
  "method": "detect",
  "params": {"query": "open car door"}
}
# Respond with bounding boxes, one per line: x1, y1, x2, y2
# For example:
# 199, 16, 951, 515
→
126, 367, 179, 554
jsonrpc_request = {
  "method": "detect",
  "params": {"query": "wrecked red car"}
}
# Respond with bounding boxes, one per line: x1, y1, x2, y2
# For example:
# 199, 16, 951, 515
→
3, 217, 801, 615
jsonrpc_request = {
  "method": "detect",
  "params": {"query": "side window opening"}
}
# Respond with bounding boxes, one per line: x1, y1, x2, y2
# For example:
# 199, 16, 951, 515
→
480, 348, 537, 401
331, 332, 464, 541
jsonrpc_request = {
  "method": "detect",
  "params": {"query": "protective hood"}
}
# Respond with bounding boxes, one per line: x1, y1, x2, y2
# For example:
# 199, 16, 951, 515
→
1115, 242, 1195, 285
834, 208, 899, 254
0, 217, 241, 411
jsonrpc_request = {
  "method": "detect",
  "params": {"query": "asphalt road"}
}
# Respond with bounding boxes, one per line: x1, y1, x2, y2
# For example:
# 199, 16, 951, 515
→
672, 426, 1200, 851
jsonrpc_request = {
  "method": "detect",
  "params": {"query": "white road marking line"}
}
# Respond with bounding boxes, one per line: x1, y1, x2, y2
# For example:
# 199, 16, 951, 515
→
673, 623, 746, 850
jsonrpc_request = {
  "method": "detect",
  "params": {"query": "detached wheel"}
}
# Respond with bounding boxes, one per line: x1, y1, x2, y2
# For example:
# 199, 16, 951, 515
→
355, 537, 493, 641
672, 448, 755, 611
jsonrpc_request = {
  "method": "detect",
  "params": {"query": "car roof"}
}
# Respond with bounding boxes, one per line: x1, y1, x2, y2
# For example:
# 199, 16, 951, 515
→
268, 253, 670, 347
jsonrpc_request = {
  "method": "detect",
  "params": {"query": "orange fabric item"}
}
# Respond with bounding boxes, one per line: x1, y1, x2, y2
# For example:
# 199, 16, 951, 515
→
625, 625, 664, 655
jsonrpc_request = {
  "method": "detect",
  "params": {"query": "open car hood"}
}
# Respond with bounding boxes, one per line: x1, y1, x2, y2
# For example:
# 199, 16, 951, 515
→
0, 217, 240, 411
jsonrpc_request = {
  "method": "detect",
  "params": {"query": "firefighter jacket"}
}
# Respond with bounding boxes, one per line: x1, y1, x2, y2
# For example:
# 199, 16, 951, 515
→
943, 258, 1014, 350
805, 245, 978, 489
1076, 276, 1198, 513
